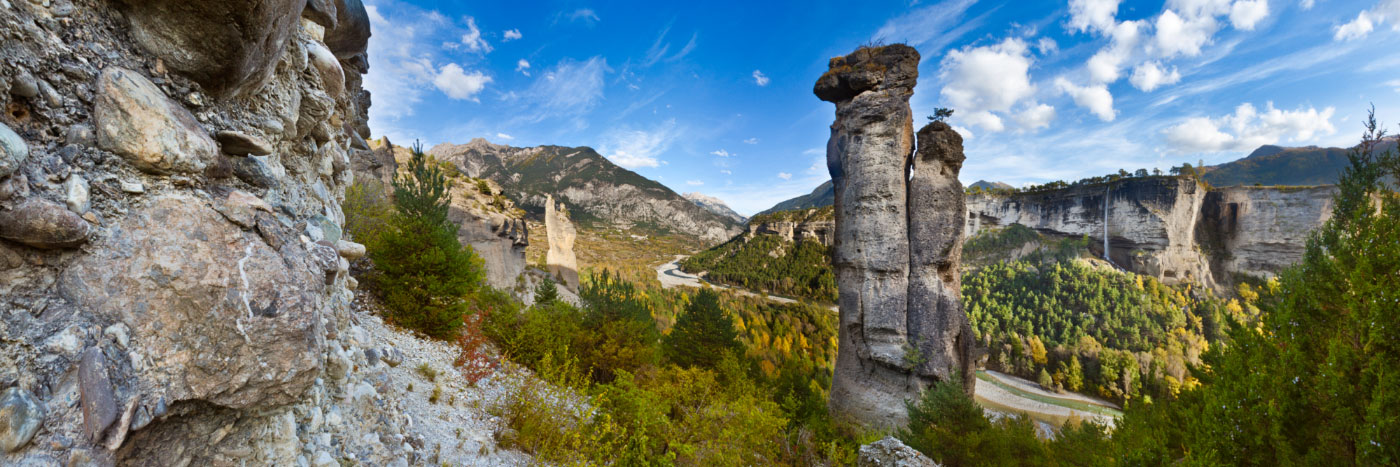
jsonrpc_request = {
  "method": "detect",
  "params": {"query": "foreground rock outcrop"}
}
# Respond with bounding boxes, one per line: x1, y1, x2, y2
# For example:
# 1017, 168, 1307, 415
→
545, 195, 580, 290
817, 45, 971, 428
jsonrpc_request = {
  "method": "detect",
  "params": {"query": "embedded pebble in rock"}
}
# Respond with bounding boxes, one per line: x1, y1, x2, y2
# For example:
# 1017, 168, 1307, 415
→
216, 190, 275, 229
119, 180, 144, 194
79, 348, 118, 443
103, 323, 130, 349
0, 122, 28, 179
334, 240, 365, 259
9, 71, 38, 98
311, 215, 342, 244
94, 67, 217, 174
64, 175, 89, 213
232, 155, 279, 189
305, 41, 345, 98
216, 130, 275, 156
0, 199, 91, 249
0, 387, 45, 453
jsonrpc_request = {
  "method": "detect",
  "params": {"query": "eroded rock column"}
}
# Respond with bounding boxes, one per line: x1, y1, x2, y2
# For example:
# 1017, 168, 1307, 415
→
817, 45, 972, 427
545, 195, 580, 290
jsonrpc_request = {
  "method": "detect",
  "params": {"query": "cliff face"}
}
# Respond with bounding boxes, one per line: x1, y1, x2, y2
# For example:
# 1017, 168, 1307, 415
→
745, 207, 835, 246
428, 139, 743, 244
544, 195, 580, 290
816, 45, 971, 429
965, 177, 1334, 289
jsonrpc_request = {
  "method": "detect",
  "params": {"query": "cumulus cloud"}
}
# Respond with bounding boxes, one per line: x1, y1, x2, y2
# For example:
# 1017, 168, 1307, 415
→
710, 149, 733, 157
777, 172, 792, 180
1013, 103, 1056, 131
496, 132, 514, 140
1055, 77, 1116, 121
433, 63, 491, 101
503, 29, 522, 41
752, 70, 770, 86
1331, 0, 1400, 42
1229, 0, 1269, 30
459, 17, 492, 53
1035, 37, 1060, 55
939, 38, 1036, 132
600, 119, 678, 169
1153, 9, 1218, 57
516, 59, 531, 76
1068, 0, 1121, 34
1129, 61, 1182, 91
1163, 102, 1337, 152
1086, 20, 1146, 83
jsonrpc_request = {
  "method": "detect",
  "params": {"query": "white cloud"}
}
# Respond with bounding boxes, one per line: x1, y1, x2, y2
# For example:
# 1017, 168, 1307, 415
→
459, 17, 492, 53
1387, 78, 1400, 91
872, 0, 979, 48
1085, 20, 1145, 83
752, 70, 770, 86
645, 27, 699, 67
1035, 37, 1059, 55
1334, 4, 1393, 41
496, 133, 513, 140
1055, 77, 1116, 121
939, 38, 1036, 132
720, 169, 732, 175
1129, 61, 1182, 91
1068, 0, 1121, 34
777, 172, 793, 180
710, 149, 733, 157
1153, 9, 1218, 57
685, 180, 704, 186
503, 29, 522, 41
522, 56, 609, 121
567, 8, 600, 26
433, 63, 491, 101
1229, 0, 1269, 30
1013, 103, 1056, 131
1163, 102, 1337, 153
516, 59, 530, 76
1301, 0, 1315, 9
600, 119, 678, 169
743, 138, 759, 144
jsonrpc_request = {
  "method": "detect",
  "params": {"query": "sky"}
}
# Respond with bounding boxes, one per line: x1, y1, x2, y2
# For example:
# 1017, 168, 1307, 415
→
363, 0, 1400, 215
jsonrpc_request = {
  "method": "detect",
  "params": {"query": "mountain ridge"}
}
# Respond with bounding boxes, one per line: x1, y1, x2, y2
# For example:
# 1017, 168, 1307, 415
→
683, 192, 747, 224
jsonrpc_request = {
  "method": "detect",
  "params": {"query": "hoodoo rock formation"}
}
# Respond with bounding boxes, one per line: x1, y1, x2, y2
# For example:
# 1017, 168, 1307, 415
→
545, 195, 580, 291
816, 45, 972, 427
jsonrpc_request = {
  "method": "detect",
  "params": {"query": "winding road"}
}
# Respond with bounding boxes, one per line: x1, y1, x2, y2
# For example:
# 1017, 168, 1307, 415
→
655, 256, 835, 311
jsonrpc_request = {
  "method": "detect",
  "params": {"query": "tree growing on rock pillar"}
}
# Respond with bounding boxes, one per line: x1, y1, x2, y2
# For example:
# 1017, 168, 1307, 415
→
815, 44, 974, 429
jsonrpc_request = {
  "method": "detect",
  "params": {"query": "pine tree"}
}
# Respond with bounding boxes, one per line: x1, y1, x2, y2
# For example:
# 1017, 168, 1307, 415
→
663, 288, 741, 369
370, 142, 485, 339
534, 277, 559, 306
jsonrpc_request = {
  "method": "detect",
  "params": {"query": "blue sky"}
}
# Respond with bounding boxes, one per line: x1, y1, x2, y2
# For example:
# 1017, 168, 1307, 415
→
364, 0, 1400, 215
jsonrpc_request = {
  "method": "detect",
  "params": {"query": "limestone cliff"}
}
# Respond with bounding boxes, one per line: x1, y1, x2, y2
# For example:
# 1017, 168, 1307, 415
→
427, 139, 743, 244
0, 0, 488, 464
745, 207, 834, 246
965, 177, 1334, 290
817, 45, 970, 428
544, 195, 580, 291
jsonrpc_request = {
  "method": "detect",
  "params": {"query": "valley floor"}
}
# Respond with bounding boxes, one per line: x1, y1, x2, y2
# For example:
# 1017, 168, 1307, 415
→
655, 255, 837, 312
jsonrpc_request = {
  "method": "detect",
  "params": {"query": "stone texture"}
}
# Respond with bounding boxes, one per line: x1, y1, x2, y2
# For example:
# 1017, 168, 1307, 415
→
0, 122, 27, 179
0, 199, 90, 249
0, 388, 44, 452
232, 155, 280, 189
216, 131, 274, 156
335, 240, 366, 260
79, 348, 117, 443
64, 175, 89, 213
306, 40, 346, 99
818, 45, 969, 428
119, 0, 309, 96
94, 67, 217, 174
857, 437, 939, 467
60, 194, 326, 410
545, 195, 580, 291
304, 0, 338, 29
324, 0, 371, 58
906, 122, 974, 393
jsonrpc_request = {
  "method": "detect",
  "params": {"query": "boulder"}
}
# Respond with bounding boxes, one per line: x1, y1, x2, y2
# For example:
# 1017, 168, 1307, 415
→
216, 131, 274, 156
118, 0, 309, 96
0, 122, 27, 179
857, 437, 939, 467
0, 199, 90, 249
323, 0, 370, 58
94, 67, 217, 175
0, 387, 45, 452
59, 194, 325, 410
306, 40, 345, 99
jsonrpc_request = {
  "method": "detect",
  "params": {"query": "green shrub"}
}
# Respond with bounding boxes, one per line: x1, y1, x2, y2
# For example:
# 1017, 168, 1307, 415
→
370, 142, 485, 338
341, 178, 394, 246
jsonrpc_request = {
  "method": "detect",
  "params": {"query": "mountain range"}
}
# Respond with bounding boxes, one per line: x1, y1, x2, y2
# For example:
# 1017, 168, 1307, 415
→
683, 192, 747, 224
427, 139, 742, 243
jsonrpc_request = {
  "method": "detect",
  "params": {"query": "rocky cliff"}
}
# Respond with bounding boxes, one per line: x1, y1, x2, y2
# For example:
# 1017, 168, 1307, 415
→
0, 1, 496, 464
965, 177, 1335, 290
745, 207, 835, 246
544, 194, 579, 291
428, 138, 742, 244
816, 45, 972, 428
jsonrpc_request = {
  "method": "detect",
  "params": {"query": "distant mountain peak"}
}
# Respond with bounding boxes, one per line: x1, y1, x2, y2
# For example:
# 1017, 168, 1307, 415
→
684, 192, 746, 224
